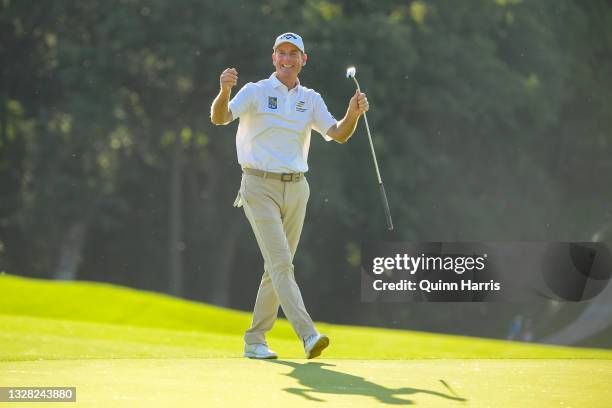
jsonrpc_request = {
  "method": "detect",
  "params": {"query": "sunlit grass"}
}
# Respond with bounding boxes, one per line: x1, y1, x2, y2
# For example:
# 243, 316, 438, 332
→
1, 273, 611, 361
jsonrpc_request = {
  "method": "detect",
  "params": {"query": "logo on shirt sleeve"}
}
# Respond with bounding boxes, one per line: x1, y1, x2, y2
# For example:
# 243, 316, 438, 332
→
268, 96, 278, 109
296, 100, 307, 112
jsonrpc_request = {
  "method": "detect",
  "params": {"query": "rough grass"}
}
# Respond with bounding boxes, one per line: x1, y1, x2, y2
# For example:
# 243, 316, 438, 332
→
1, 273, 611, 360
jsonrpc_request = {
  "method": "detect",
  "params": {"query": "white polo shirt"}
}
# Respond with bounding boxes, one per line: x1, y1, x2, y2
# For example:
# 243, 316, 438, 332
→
228, 73, 337, 173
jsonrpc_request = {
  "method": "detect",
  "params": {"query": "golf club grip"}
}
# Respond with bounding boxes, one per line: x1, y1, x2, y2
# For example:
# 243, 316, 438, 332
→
379, 182, 394, 230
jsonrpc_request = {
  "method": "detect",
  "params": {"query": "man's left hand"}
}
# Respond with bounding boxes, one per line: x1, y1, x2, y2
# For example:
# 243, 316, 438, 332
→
349, 89, 369, 116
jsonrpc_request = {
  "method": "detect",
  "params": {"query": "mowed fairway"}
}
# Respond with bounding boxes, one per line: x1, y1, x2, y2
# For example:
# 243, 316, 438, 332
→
3, 358, 612, 407
1, 274, 612, 407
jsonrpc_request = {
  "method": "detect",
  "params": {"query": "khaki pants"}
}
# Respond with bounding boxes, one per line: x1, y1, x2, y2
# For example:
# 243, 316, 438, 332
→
235, 173, 317, 345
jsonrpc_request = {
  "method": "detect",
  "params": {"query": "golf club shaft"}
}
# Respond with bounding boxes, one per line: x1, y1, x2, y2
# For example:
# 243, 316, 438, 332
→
362, 112, 383, 184
352, 77, 394, 231
351, 78, 382, 183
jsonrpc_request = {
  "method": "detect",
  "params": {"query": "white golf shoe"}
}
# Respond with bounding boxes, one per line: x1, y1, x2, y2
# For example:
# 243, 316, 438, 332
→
244, 343, 278, 359
304, 333, 329, 359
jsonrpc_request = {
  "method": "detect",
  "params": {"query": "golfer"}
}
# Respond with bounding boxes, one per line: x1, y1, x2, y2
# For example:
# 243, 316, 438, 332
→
210, 32, 368, 359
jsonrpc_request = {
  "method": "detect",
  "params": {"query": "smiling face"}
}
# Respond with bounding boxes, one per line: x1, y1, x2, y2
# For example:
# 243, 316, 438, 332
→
272, 42, 308, 88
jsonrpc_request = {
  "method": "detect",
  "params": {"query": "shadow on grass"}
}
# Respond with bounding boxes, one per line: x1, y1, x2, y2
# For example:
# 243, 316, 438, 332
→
265, 360, 467, 405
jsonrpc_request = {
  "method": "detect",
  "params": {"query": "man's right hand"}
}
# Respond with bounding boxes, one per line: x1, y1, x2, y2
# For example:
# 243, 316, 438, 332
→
220, 68, 238, 92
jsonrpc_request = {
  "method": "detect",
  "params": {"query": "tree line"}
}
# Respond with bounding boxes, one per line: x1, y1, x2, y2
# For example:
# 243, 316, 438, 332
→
1, 0, 611, 339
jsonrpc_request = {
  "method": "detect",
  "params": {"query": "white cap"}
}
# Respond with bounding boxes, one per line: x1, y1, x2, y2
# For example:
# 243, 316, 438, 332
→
273, 32, 305, 53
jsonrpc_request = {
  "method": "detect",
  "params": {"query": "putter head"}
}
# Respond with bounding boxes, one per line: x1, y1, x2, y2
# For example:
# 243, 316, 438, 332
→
346, 66, 356, 78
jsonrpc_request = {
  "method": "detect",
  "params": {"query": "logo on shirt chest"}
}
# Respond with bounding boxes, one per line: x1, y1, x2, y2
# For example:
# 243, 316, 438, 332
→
296, 100, 307, 113
268, 96, 278, 109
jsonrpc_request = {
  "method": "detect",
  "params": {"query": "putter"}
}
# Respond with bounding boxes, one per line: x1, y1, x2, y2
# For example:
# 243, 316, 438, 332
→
346, 66, 394, 231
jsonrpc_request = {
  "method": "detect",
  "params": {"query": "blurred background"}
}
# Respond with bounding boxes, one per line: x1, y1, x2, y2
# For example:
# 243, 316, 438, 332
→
1, 0, 611, 347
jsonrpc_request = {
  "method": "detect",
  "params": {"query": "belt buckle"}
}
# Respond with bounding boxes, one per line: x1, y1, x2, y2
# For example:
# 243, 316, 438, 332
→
281, 173, 293, 182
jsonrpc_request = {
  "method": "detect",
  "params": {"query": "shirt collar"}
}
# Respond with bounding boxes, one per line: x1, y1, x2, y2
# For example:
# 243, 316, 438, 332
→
269, 73, 300, 93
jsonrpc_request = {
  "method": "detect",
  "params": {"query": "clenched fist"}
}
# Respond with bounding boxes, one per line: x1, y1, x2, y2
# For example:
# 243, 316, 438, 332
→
220, 68, 238, 92
348, 89, 369, 116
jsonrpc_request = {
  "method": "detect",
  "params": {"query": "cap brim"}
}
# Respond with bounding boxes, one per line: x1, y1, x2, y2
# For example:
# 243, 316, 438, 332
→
273, 41, 304, 53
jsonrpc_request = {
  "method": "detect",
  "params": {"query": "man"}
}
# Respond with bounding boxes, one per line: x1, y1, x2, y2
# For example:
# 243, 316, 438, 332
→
210, 32, 368, 359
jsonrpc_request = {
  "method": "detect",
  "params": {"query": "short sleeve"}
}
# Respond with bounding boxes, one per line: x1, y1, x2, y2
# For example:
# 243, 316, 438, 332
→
312, 92, 337, 142
228, 83, 257, 121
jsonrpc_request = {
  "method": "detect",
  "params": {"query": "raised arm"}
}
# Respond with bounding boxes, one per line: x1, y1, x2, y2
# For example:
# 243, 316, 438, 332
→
210, 68, 238, 125
326, 89, 369, 143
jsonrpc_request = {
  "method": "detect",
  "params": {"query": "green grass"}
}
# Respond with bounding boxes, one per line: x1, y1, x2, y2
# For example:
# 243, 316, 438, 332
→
2, 273, 611, 360
3, 358, 611, 407
1, 273, 612, 407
